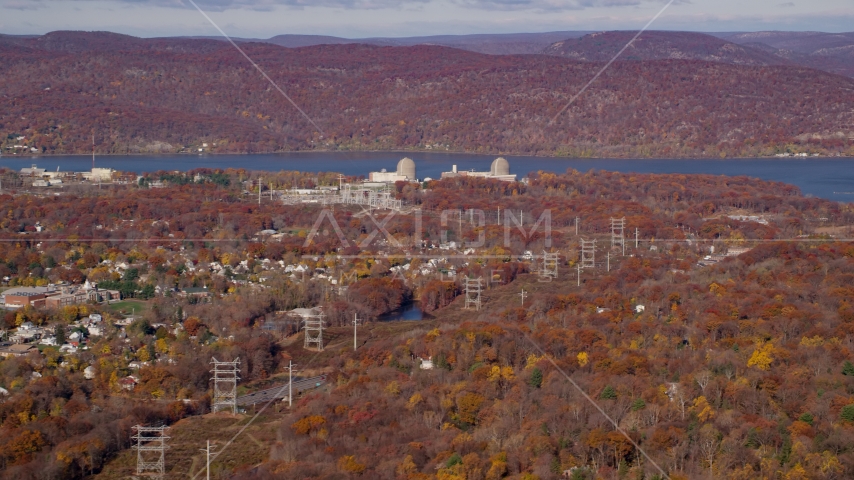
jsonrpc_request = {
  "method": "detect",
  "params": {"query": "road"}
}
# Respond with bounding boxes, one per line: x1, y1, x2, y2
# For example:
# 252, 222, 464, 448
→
236, 375, 326, 406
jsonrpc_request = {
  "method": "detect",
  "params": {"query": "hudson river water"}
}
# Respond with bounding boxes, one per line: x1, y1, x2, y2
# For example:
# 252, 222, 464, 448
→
2, 152, 853, 202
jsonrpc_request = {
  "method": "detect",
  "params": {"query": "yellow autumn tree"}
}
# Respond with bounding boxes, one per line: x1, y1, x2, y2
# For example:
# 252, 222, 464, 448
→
525, 354, 543, 369
487, 365, 515, 383
291, 415, 326, 435
407, 392, 423, 410
338, 455, 366, 474
456, 392, 485, 425
747, 342, 775, 371
577, 352, 589, 367
709, 283, 726, 296
691, 396, 716, 422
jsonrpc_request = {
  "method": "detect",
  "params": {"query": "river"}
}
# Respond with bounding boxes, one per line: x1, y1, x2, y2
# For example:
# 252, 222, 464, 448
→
378, 302, 425, 322
2, 152, 853, 201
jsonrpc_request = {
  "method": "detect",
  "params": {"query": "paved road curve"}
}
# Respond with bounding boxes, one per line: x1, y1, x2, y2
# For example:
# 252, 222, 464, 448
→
236, 375, 326, 407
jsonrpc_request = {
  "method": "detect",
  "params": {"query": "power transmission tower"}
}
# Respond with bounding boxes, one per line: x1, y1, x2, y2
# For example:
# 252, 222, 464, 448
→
464, 277, 483, 310
519, 288, 528, 307
580, 239, 596, 269
611, 217, 626, 255
132, 425, 169, 479
210, 357, 240, 414
303, 312, 326, 351
540, 251, 559, 280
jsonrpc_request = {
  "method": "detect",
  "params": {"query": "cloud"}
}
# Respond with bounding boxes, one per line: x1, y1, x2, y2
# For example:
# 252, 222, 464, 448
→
452, 0, 649, 11
89, 0, 432, 10
15, 0, 667, 12
3, 0, 48, 10
778, 2, 794, 6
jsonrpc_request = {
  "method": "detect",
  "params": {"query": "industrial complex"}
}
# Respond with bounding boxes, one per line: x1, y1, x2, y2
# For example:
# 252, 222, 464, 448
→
440, 157, 516, 182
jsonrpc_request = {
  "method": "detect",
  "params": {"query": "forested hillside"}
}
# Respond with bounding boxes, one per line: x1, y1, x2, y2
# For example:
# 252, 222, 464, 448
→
542, 31, 785, 66
0, 166, 852, 478
2, 31, 854, 158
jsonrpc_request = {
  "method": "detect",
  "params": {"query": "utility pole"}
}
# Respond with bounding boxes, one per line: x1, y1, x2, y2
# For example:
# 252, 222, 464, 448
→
635, 228, 639, 248
577, 263, 581, 287
497, 207, 500, 225
519, 289, 528, 307
200, 440, 218, 480
352, 313, 360, 351
258, 177, 262, 205
607, 252, 610, 272
288, 360, 295, 408
575, 216, 579, 235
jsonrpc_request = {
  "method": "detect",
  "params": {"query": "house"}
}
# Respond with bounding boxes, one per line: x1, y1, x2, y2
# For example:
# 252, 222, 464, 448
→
179, 287, 212, 301
118, 376, 138, 391
419, 357, 434, 370
0, 343, 38, 358
12, 322, 42, 343
635, 305, 646, 313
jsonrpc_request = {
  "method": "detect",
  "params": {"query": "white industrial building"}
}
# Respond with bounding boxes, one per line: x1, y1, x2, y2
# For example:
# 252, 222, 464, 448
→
441, 157, 517, 182
369, 157, 417, 183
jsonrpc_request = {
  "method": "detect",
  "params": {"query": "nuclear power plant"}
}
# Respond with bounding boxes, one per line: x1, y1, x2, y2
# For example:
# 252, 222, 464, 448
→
369, 157, 417, 182
440, 157, 517, 182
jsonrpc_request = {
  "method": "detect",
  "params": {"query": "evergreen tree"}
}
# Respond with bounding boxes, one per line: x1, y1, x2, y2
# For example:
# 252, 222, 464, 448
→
600, 386, 617, 400
528, 367, 543, 388
54, 324, 65, 346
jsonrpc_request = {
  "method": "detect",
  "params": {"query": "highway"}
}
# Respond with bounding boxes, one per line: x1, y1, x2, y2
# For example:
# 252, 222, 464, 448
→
236, 375, 326, 407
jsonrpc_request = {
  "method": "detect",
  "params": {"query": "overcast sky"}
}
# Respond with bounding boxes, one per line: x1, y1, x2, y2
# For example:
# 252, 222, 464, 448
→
1, 0, 852, 38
